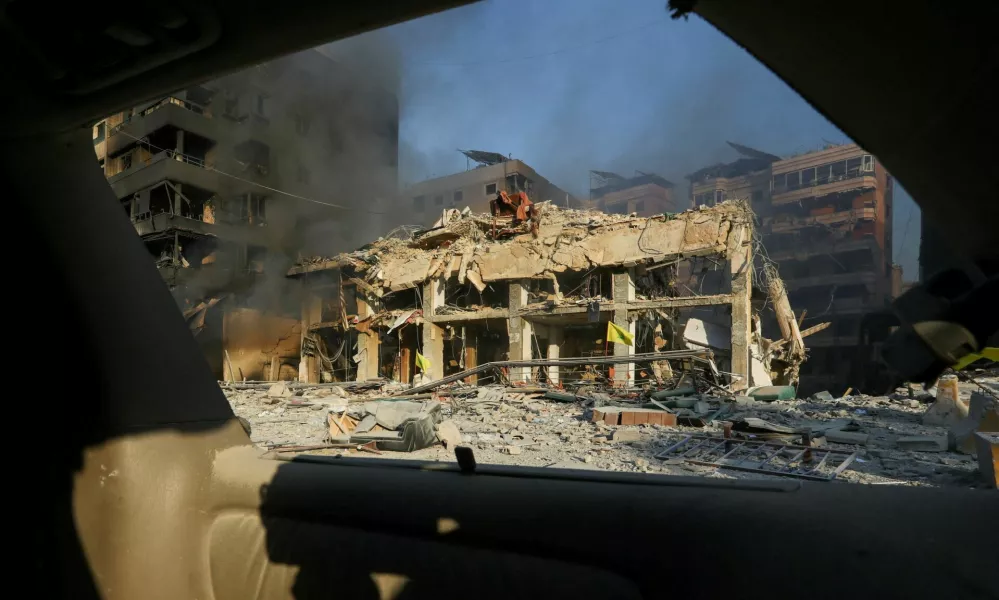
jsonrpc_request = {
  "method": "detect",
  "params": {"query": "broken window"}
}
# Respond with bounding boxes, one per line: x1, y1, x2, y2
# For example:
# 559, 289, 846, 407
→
862, 155, 874, 172
453, 190, 463, 203
772, 173, 786, 191
485, 182, 497, 196
801, 167, 815, 186
434, 195, 444, 206
413, 195, 425, 211
831, 160, 846, 179
846, 157, 862, 177
786, 170, 800, 190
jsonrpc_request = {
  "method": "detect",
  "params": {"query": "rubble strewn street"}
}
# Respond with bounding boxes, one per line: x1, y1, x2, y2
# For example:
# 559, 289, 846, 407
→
225, 370, 999, 488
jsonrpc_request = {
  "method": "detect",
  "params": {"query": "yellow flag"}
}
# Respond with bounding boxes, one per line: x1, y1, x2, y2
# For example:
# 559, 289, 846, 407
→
952, 347, 999, 371
415, 352, 432, 372
606, 321, 634, 346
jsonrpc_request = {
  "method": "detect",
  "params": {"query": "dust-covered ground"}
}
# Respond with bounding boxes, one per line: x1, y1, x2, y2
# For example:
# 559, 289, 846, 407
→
224, 374, 998, 488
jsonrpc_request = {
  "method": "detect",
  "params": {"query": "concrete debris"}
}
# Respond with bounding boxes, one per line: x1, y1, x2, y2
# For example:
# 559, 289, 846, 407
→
222, 368, 999, 489
974, 432, 998, 488
949, 392, 999, 455
435, 420, 463, 449
897, 435, 949, 452
267, 382, 292, 398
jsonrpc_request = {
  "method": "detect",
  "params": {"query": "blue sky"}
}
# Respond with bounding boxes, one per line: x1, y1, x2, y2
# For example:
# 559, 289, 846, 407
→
343, 0, 922, 279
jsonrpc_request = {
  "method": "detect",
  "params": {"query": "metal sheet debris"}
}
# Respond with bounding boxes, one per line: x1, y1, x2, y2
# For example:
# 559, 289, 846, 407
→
654, 434, 858, 481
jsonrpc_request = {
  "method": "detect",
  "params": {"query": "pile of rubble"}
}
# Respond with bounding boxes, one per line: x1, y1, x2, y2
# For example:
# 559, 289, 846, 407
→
223, 369, 999, 489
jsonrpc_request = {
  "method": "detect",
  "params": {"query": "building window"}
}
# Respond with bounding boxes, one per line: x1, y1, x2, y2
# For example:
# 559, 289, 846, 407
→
297, 164, 311, 184
453, 190, 463, 203
772, 173, 786, 191
485, 183, 497, 195
634, 200, 646, 213
862, 155, 874, 172
93, 122, 106, 145
714, 190, 725, 204
413, 195, 425, 211
434, 195, 444, 206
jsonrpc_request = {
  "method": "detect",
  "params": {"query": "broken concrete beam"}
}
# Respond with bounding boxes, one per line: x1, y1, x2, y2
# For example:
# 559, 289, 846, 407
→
824, 430, 870, 445
897, 435, 949, 452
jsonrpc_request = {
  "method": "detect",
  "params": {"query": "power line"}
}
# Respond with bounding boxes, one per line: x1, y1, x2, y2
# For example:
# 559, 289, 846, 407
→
410, 18, 667, 68
113, 129, 389, 215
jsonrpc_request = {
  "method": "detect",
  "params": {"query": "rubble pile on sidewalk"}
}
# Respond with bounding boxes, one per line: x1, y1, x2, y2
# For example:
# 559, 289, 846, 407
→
223, 369, 999, 489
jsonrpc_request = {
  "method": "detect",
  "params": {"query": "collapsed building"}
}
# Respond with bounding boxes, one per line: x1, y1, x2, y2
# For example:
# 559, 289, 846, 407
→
287, 201, 813, 391
589, 170, 682, 216
689, 142, 897, 395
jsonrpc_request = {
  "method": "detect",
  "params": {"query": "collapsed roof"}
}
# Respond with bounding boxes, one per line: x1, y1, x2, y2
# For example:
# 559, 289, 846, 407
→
288, 200, 753, 293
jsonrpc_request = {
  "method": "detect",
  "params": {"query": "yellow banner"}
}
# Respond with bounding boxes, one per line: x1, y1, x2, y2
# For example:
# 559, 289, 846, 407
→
952, 347, 999, 371
606, 321, 634, 346
415, 352, 432, 372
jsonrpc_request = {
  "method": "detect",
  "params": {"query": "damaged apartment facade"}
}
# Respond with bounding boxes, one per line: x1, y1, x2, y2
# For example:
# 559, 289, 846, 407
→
689, 142, 895, 394
94, 49, 399, 381
288, 201, 808, 392
589, 170, 682, 217
404, 150, 579, 221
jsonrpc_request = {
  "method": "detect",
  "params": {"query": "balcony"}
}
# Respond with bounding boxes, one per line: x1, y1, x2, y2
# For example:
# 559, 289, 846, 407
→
767, 237, 878, 262
108, 152, 220, 198
106, 98, 217, 156
768, 207, 876, 234
772, 174, 877, 205
783, 270, 878, 291
133, 212, 271, 246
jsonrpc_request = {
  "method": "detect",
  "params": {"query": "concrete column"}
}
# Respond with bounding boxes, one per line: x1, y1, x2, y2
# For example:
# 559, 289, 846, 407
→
729, 225, 752, 391
612, 271, 635, 386
547, 325, 563, 385
422, 277, 445, 318
507, 280, 533, 383
421, 323, 445, 380
464, 326, 478, 384
355, 292, 381, 382
300, 289, 322, 383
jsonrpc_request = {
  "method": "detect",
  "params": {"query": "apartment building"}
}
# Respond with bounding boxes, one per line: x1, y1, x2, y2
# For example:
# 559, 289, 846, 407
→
688, 142, 778, 213
589, 170, 679, 216
94, 48, 399, 381
404, 150, 577, 220
688, 142, 895, 394
764, 143, 894, 393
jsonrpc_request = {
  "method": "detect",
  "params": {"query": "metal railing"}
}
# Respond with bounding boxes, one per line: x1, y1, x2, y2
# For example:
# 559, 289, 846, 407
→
108, 96, 211, 136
